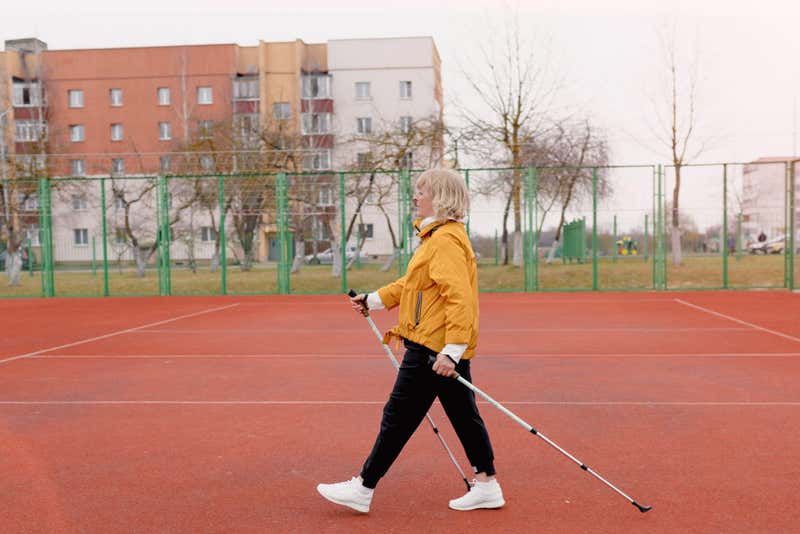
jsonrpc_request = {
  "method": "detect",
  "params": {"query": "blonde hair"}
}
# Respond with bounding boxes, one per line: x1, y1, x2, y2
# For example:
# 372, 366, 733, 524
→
416, 168, 470, 220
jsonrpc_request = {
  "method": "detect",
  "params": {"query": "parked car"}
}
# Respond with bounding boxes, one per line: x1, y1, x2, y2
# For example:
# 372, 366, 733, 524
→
305, 245, 359, 265
748, 233, 800, 255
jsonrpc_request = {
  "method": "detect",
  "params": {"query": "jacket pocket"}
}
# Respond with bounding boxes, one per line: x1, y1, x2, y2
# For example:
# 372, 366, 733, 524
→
414, 291, 423, 326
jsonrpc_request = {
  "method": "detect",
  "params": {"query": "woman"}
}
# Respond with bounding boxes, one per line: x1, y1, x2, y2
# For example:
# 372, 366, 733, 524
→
316, 168, 504, 513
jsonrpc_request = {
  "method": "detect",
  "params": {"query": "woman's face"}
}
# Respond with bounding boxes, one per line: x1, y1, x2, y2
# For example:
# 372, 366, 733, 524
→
413, 182, 435, 219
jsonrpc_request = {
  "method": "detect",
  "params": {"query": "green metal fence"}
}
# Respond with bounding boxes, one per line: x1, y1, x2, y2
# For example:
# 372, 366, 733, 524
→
1, 163, 797, 298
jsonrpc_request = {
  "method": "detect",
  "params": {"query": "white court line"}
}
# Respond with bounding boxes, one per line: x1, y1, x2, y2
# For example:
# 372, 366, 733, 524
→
675, 299, 800, 344
0, 400, 799, 406
135, 326, 751, 334
29, 352, 800, 359
0, 303, 240, 366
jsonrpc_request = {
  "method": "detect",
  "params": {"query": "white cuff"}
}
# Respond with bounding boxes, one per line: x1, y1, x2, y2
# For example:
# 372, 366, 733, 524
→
440, 343, 467, 363
366, 291, 385, 310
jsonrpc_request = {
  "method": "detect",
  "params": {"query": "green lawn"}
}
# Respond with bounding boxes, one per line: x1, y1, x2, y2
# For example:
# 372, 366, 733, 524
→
0, 254, 793, 297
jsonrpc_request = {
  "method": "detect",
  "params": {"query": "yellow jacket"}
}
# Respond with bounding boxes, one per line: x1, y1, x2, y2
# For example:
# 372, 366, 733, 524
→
378, 219, 479, 359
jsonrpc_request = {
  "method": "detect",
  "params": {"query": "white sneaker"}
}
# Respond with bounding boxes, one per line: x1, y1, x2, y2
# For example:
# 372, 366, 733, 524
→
316, 477, 374, 513
448, 478, 505, 511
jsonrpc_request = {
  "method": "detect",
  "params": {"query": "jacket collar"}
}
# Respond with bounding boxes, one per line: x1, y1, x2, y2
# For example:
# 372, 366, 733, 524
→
413, 217, 448, 238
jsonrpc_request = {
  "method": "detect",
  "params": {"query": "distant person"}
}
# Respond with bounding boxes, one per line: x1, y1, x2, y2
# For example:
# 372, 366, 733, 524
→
317, 168, 504, 514
758, 231, 767, 243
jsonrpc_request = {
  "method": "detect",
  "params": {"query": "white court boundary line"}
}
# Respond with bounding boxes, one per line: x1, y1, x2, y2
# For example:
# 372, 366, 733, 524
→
28, 351, 800, 359
0, 400, 799, 406
675, 299, 800, 344
135, 326, 753, 334
0, 303, 240, 366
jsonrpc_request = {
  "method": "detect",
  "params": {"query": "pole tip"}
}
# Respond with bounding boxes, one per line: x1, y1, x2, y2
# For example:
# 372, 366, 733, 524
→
632, 501, 652, 513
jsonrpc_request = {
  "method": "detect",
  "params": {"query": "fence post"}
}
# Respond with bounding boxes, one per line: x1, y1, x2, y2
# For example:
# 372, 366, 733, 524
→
644, 213, 649, 262
157, 175, 171, 296
398, 169, 412, 276
27, 240, 33, 277
592, 167, 598, 290
218, 174, 227, 295
339, 172, 347, 294
38, 177, 54, 297
789, 161, 796, 291
655, 165, 664, 290
465, 169, 471, 237
722, 163, 729, 289
277, 172, 290, 295
91, 236, 96, 276
100, 177, 110, 296
533, 166, 539, 291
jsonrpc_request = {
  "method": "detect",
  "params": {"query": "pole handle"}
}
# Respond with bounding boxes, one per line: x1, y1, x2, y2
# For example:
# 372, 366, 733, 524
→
347, 288, 369, 316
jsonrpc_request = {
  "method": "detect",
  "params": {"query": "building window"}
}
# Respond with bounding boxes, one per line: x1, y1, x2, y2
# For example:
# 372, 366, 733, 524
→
159, 122, 172, 140
234, 114, 259, 140
303, 150, 331, 171
356, 117, 372, 134
301, 113, 331, 135
400, 116, 413, 134
160, 156, 171, 172
318, 184, 333, 206
70, 124, 85, 142
233, 77, 258, 100
114, 227, 127, 244
71, 159, 86, 176
200, 226, 217, 242
109, 88, 123, 107
12, 81, 43, 107
14, 120, 47, 142
68, 89, 84, 108
71, 194, 88, 211
400, 80, 412, 99
273, 102, 291, 120
15, 156, 45, 178
157, 87, 171, 106
301, 75, 331, 99
358, 223, 374, 239
111, 158, 125, 176
200, 155, 214, 171
355, 82, 371, 100
73, 228, 89, 246
18, 193, 38, 212
356, 152, 370, 168
401, 151, 413, 169
197, 120, 213, 139
197, 86, 213, 105
111, 123, 124, 141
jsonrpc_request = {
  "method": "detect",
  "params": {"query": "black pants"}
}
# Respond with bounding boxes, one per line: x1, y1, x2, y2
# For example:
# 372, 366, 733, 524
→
360, 339, 496, 489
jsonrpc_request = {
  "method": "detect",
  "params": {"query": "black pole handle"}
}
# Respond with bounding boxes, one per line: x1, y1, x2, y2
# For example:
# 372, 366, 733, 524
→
348, 289, 369, 315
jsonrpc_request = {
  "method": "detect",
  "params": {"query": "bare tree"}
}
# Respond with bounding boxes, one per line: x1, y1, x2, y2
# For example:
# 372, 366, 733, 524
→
457, 10, 560, 266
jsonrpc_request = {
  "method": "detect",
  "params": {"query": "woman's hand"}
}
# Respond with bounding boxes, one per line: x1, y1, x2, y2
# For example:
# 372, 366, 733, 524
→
350, 293, 369, 316
432, 353, 457, 378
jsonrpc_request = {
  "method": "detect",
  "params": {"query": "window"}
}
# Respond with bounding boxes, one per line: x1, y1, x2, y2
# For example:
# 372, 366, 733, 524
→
18, 193, 38, 212
400, 116, 413, 134
114, 194, 126, 210
272, 102, 291, 120
12, 81, 43, 107
70, 124, 85, 142
73, 228, 89, 246
303, 151, 331, 171
358, 223, 374, 239
111, 123, 123, 141
400, 80, 412, 99
160, 156, 171, 172
114, 228, 127, 244
109, 88, 123, 107
301, 113, 331, 135
197, 120, 213, 139
356, 117, 372, 134
68, 89, 84, 108
400, 151, 413, 169
111, 158, 124, 176
233, 78, 258, 100
356, 152, 370, 168
301, 75, 331, 99
200, 155, 214, 171
71, 194, 88, 211
14, 120, 47, 142
157, 87, 171, 105
318, 185, 333, 206
25, 224, 40, 246
16, 156, 45, 178
313, 217, 331, 240
159, 122, 172, 140
234, 114, 259, 140
71, 159, 86, 176
197, 86, 213, 105
355, 82, 371, 99
200, 226, 217, 243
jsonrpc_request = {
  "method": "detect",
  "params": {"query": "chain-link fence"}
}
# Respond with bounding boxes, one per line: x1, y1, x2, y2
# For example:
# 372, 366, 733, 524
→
1, 163, 797, 297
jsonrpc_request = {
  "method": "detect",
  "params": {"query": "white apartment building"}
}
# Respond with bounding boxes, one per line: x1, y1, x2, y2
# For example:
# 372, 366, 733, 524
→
741, 157, 799, 241
328, 37, 444, 256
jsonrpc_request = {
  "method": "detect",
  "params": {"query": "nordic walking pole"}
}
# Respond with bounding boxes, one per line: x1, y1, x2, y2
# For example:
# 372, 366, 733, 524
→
348, 289, 471, 492
426, 353, 652, 513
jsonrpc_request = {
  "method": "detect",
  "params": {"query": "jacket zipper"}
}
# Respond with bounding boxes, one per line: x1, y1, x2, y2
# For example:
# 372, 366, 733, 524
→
414, 291, 423, 326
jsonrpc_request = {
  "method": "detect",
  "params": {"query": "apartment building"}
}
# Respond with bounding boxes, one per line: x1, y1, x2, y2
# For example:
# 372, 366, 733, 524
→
0, 36, 442, 264
740, 157, 799, 242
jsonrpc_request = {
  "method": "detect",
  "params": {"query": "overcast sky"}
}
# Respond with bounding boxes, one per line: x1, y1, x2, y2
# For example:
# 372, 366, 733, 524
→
4, 0, 799, 232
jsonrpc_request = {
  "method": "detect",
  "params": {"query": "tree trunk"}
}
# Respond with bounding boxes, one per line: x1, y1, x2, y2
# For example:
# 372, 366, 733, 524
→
133, 247, 148, 277
291, 238, 304, 274
381, 249, 398, 272
6, 250, 22, 286
546, 239, 559, 264
671, 166, 682, 265
210, 243, 220, 272
512, 168, 523, 266
670, 229, 682, 266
